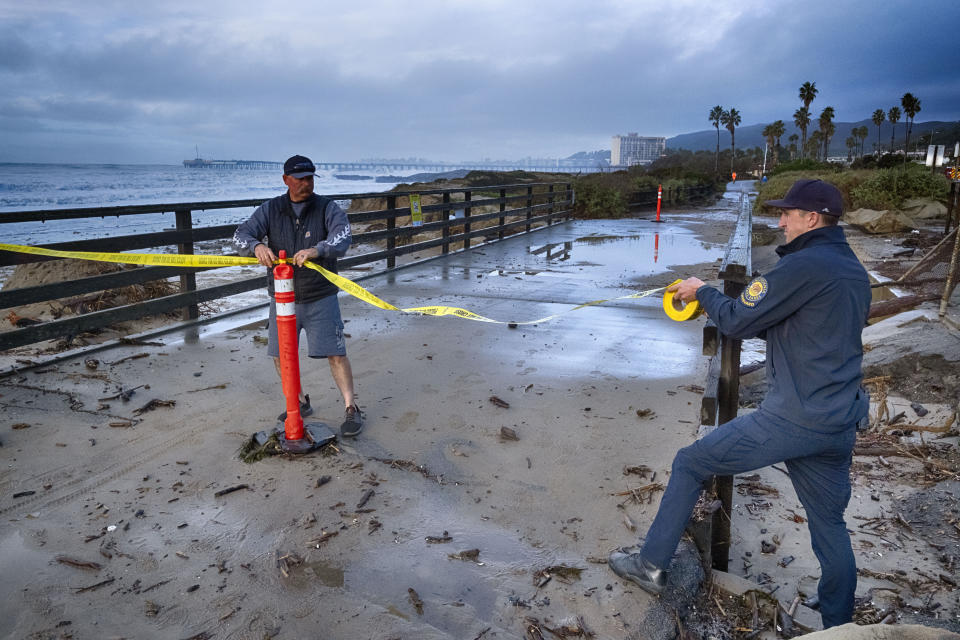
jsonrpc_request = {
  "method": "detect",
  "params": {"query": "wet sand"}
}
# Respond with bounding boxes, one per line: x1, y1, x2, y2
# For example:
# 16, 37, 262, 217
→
4, 184, 957, 639
1, 202, 739, 639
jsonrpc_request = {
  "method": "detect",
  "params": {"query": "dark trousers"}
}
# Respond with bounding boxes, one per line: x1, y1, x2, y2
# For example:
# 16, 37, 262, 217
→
640, 409, 858, 628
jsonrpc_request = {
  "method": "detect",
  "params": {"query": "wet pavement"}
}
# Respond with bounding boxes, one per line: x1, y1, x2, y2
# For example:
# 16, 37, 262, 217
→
0, 204, 738, 638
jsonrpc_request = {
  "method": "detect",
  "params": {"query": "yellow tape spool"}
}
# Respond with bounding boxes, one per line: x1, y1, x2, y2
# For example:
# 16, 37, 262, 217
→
663, 278, 703, 321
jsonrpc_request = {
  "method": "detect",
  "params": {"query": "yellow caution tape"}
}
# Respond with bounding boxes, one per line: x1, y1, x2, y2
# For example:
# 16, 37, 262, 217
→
0, 242, 668, 325
662, 278, 704, 321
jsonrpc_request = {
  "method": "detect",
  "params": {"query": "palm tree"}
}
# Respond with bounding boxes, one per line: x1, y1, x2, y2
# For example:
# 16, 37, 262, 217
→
799, 81, 818, 111
858, 126, 870, 157
818, 106, 835, 160
807, 130, 823, 159
901, 93, 921, 162
794, 107, 811, 159
788, 133, 799, 160
871, 109, 886, 154
845, 136, 856, 161
762, 124, 776, 169
770, 120, 786, 165
721, 108, 741, 175
709, 105, 724, 176
888, 106, 901, 152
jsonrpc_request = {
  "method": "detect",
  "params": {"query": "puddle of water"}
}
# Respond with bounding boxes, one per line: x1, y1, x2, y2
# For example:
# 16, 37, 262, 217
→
528, 232, 721, 274
0, 531, 54, 628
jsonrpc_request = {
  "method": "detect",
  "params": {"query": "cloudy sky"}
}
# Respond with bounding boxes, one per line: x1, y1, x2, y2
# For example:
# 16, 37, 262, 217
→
1, 0, 956, 164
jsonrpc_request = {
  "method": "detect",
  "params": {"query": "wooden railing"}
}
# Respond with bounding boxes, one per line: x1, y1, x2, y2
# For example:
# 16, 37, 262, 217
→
0, 182, 572, 351
699, 192, 753, 571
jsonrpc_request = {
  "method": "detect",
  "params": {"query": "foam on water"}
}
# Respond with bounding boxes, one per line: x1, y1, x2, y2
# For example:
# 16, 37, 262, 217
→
0, 163, 400, 245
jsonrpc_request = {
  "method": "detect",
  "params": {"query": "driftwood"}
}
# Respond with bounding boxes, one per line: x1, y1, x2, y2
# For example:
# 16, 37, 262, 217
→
867, 294, 941, 319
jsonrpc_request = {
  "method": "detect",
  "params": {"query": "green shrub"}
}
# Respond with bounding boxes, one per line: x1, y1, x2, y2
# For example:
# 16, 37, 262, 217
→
850, 166, 950, 210
572, 181, 627, 218
770, 158, 839, 176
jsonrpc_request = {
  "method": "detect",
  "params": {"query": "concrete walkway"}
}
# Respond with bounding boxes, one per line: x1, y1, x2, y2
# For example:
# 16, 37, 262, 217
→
0, 210, 737, 638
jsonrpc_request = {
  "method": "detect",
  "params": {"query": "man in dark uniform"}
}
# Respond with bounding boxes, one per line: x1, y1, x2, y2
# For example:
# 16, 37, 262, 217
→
609, 179, 871, 628
233, 155, 363, 437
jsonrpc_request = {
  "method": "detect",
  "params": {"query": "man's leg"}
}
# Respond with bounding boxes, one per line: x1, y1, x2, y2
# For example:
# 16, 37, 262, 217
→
785, 429, 857, 628
328, 355, 356, 408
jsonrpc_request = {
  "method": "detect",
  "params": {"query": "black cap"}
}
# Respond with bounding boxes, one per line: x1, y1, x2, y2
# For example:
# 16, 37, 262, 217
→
764, 179, 843, 216
283, 155, 316, 178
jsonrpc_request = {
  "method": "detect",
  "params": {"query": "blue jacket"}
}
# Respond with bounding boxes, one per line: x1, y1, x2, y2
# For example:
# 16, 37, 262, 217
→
233, 193, 352, 302
696, 225, 871, 432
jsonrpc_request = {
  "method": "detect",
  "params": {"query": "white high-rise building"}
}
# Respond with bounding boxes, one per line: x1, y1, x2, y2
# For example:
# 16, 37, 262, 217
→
611, 133, 666, 166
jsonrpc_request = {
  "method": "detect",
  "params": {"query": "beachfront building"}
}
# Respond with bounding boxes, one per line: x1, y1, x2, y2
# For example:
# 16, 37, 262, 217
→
611, 133, 666, 167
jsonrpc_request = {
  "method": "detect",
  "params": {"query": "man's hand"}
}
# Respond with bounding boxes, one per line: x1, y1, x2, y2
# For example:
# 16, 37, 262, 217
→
292, 247, 319, 267
253, 243, 277, 268
667, 277, 706, 303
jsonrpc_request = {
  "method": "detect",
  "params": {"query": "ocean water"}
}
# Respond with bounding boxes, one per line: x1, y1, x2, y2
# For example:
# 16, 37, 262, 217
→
0, 163, 399, 246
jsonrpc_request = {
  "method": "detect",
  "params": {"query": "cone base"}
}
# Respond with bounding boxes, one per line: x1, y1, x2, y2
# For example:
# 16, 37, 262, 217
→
252, 422, 337, 454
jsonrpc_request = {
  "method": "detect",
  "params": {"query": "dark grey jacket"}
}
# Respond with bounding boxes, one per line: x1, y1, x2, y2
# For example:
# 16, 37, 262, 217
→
233, 193, 351, 302
696, 225, 871, 432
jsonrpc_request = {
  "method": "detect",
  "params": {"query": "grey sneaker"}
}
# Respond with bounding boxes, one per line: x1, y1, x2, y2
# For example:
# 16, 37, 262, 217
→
340, 405, 363, 438
608, 546, 667, 595
278, 394, 313, 421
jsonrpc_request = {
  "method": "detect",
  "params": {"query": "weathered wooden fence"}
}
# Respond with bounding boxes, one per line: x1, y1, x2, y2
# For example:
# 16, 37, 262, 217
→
699, 192, 753, 571
0, 182, 572, 351
627, 184, 715, 209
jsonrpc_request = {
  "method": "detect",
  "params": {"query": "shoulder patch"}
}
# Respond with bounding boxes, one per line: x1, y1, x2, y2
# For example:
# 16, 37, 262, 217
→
740, 276, 769, 307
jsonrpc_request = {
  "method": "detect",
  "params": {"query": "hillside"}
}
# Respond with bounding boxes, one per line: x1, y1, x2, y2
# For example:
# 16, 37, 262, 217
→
668, 119, 958, 157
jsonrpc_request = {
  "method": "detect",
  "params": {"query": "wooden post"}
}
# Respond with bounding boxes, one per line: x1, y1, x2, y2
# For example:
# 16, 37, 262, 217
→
566, 183, 573, 220
442, 192, 451, 255
386, 195, 396, 269
175, 209, 199, 321
463, 190, 472, 250
945, 181, 958, 235
547, 184, 555, 225
498, 188, 506, 240
526, 186, 533, 232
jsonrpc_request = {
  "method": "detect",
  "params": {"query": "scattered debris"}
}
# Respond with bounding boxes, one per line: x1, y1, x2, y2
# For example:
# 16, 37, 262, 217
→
448, 549, 481, 562
489, 396, 510, 409
214, 484, 249, 498
408, 587, 424, 615
306, 531, 339, 548
275, 550, 304, 578
316, 475, 332, 488
12, 423, 30, 430
13, 490, 36, 499
635, 408, 655, 419
623, 465, 652, 478
499, 426, 519, 441
98, 385, 144, 402
186, 383, 228, 393
74, 577, 115, 593
533, 565, 583, 587
368, 519, 382, 535
356, 488, 375, 509
55, 556, 102, 571
426, 531, 453, 544
107, 352, 149, 366
84, 358, 99, 370
132, 398, 175, 416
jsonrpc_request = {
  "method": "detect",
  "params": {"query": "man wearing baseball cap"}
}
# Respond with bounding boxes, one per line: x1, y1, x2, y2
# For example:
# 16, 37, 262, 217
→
609, 179, 870, 628
234, 154, 363, 437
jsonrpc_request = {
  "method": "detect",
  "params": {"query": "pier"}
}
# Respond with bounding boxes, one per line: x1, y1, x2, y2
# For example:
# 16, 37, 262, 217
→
182, 158, 605, 173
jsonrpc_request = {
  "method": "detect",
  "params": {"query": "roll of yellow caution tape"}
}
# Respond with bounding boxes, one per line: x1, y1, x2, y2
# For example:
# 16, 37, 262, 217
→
663, 278, 703, 321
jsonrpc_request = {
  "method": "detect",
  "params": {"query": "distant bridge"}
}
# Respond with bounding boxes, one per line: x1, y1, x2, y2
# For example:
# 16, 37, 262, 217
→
182, 158, 605, 174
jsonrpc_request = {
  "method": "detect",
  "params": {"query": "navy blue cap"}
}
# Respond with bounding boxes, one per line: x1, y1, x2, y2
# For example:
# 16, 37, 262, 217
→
764, 179, 843, 216
283, 155, 316, 178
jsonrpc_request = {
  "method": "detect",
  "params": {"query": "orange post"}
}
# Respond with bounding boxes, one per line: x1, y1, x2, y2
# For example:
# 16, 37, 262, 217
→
654, 232, 659, 263
656, 184, 662, 222
273, 250, 304, 441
